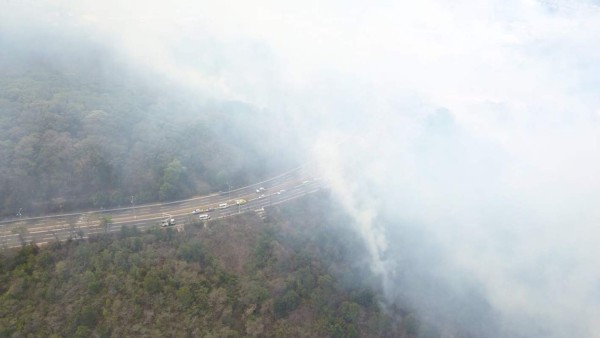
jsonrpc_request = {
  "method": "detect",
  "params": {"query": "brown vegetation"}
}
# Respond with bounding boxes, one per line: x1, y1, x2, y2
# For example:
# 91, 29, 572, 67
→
0, 193, 420, 337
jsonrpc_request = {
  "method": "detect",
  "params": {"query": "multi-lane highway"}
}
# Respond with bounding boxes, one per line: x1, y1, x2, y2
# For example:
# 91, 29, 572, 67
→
0, 166, 324, 249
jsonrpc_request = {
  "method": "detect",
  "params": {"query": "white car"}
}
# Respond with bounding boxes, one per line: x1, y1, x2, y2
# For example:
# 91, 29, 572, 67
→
276, 189, 286, 195
258, 194, 266, 199
192, 209, 201, 214
218, 203, 229, 209
198, 214, 210, 221
256, 187, 265, 193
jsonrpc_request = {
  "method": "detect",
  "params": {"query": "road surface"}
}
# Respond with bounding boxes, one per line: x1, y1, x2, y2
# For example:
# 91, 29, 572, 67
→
0, 166, 324, 249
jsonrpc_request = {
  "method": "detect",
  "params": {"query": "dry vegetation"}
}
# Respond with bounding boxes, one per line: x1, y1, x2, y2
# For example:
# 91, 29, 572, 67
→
0, 193, 423, 337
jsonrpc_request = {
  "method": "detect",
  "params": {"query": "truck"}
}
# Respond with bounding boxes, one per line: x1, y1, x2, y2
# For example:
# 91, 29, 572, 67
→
161, 218, 176, 227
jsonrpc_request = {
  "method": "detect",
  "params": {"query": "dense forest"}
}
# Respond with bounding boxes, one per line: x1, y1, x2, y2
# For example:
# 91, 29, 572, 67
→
0, 193, 429, 337
0, 36, 297, 218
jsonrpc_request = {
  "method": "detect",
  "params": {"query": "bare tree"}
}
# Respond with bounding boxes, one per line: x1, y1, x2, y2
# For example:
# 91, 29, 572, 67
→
11, 226, 28, 247
66, 215, 79, 239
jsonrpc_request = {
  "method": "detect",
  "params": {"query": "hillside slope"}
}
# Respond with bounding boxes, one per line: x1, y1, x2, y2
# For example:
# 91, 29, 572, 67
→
0, 34, 296, 217
0, 193, 423, 337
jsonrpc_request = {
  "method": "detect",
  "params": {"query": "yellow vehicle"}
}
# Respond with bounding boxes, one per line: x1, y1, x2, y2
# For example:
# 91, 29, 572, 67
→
236, 199, 247, 205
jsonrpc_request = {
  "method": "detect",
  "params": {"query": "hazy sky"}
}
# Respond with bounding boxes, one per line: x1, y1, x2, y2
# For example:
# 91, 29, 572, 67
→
4, 1, 600, 337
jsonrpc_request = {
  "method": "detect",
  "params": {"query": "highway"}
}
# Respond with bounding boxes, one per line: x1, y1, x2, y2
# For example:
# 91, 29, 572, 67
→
0, 166, 324, 249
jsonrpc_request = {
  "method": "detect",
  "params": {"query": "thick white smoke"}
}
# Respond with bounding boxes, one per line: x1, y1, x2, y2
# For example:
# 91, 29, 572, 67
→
5, 0, 600, 336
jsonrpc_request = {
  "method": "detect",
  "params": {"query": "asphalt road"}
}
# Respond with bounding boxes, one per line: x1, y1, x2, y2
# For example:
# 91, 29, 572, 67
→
0, 166, 324, 249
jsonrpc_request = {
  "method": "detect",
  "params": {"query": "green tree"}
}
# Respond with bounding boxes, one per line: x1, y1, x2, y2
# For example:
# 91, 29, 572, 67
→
73, 325, 92, 338
143, 273, 162, 294
75, 305, 99, 328
99, 215, 112, 233
239, 280, 269, 307
273, 290, 300, 317
159, 159, 187, 201
339, 301, 361, 323
177, 241, 206, 264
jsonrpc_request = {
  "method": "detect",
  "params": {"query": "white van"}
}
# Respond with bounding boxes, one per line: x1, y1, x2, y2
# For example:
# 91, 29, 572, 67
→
198, 214, 210, 221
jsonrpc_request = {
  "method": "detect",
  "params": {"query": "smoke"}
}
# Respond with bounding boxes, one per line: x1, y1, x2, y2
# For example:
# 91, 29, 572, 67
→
4, 0, 600, 336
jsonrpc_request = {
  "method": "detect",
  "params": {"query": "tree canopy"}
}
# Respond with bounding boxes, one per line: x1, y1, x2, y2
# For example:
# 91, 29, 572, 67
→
0, 39, 295, 217
0, 193, 425, 337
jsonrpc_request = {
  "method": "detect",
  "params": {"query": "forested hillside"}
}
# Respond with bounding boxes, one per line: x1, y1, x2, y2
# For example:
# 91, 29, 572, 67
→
0, 193, 423, 337
0, 36, 295, 217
